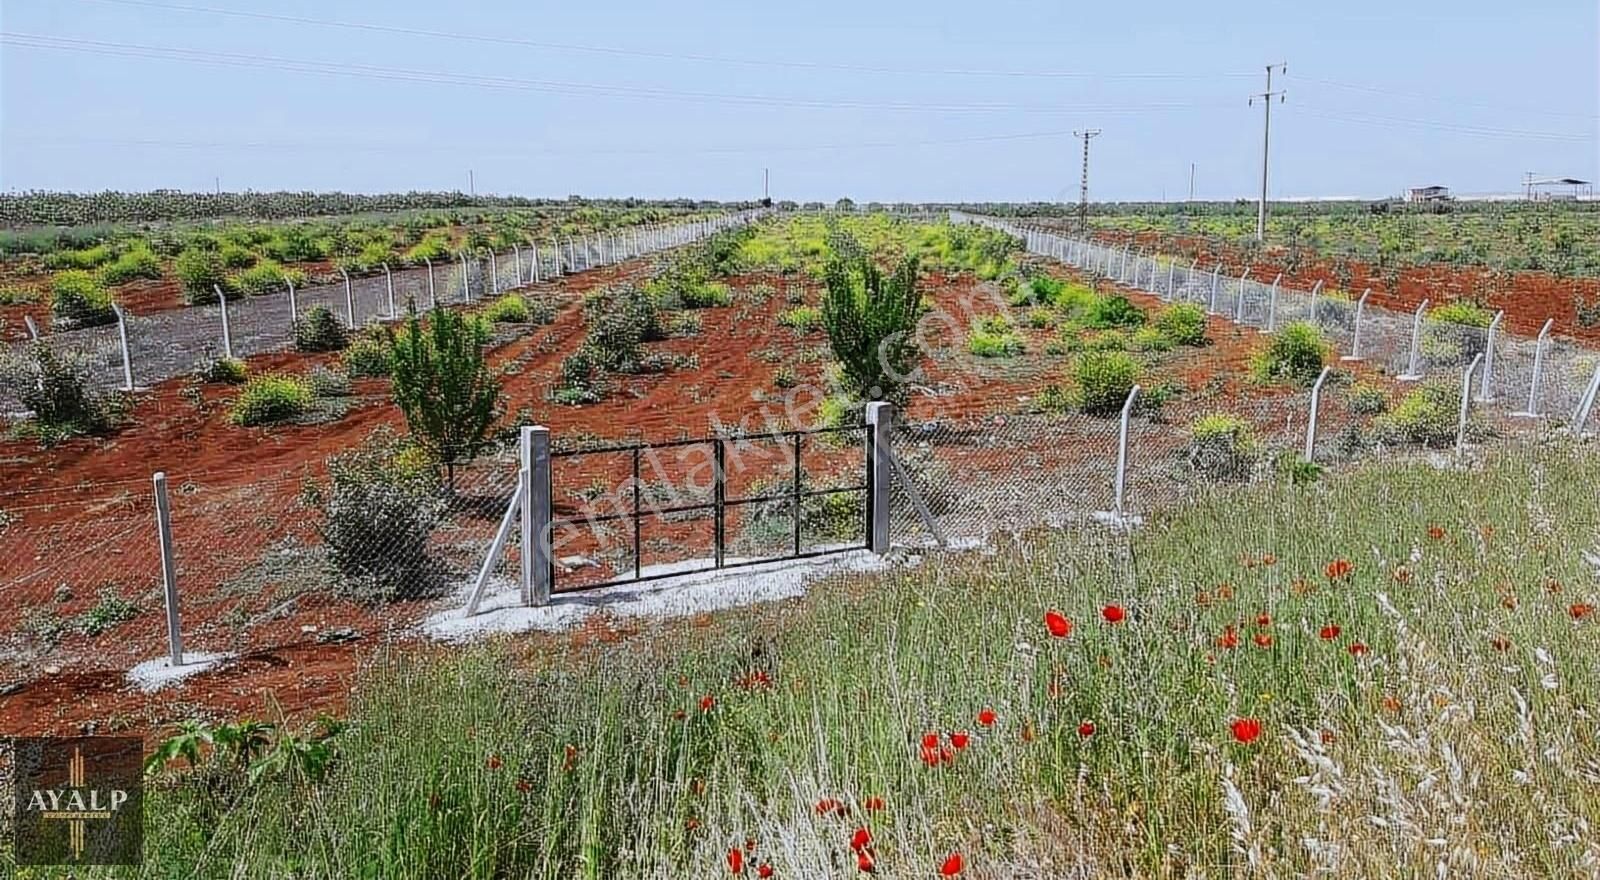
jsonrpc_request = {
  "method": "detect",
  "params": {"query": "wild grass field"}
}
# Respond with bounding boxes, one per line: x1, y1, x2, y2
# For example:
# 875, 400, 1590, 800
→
22, 442, 1593, 879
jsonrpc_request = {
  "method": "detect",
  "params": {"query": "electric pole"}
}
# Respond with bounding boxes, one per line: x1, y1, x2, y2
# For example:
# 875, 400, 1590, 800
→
1073, 128, 1101, 234
468, 169, 475, 197
1250, 62, 1286, 241
1189, 163, 1196, 202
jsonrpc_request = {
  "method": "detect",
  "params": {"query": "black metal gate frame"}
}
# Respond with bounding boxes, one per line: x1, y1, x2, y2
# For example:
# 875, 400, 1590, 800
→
549, 424, 871, 592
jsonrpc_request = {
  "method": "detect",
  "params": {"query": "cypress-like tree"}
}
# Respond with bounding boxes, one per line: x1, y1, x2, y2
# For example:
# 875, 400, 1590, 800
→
821, 253, 923, 401
388, 307, 502, 490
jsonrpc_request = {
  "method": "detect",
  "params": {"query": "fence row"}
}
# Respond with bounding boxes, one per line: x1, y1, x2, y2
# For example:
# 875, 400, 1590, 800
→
1, 210, 771, 412
952, 212, 1600, 432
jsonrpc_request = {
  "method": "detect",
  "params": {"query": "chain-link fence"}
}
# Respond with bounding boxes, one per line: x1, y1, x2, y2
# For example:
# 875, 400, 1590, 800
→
956, 212, 1600, 434
0, 211, 770, 413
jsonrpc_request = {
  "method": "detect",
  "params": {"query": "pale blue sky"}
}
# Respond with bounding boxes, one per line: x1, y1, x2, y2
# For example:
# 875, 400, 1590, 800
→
1, 0, 1595, 202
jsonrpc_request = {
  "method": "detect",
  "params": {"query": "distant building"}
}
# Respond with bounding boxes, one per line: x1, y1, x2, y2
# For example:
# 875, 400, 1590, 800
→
1524, 176, 1594, 201
1405, 185, 1452, 203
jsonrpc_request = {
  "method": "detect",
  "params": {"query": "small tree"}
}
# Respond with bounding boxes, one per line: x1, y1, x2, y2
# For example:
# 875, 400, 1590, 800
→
388, 307, 501, 489
821, 253, 923, 401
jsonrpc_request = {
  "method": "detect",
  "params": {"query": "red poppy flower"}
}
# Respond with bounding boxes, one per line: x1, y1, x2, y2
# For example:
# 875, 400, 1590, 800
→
1571, 603, 1595, 620
1427, 524, 1445, 541
1260, 553, 1277, 566
1348, 642, 1369, 656
1325, 559, 1353, 581
1044, 610, 1073, 638
673, 709, 687, 721
1253, 632, 1273, 648
1490, 636, 1511, 652
687, 818, 700, 832
856, 851, 876, 873
940, 853, 965, 876
1217, 626, 1239, 650
1392, 567, 1413, 584
921, 732, 940, 751
563, 744, 579, 771
1500, 594, 1518, 610
920, 746, 941, 768
728, 847, 745, 875
757, 864, 774, 878
1077, 720, 1096, 738
977, 708, 997, 727
849, 827, 872, 853
1319, 729, 1336, 745
863, 796, 885, 812
516, 777, 532, 793
1102, 605, 1127, 624
1020, 723, 1036, 743
1255, 613, 1272, 628
1319, 625, 1341, 640
700, 695, 716, 712
949, 732, 970, 750
815, 798, 844, 816
485, 754, 503, 770
1230, 718, 1263, 744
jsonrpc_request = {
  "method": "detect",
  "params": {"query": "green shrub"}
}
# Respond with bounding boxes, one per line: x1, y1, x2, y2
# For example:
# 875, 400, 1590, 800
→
1071, 350, 1140, 415
1153, 302, 1208, 346
552, 350, 603, 405
388, 307, 503, 488
50, 270, 116, 330
96, 243, 163, 285
313, 429, 446, 603
44, 244, 114, 271
1374, 381, 1468, 448
218, 243, 256, 270
1131, 327, 1174, 352
778, 306, 823, 335
294, 306, 349, 353
233, 260, 304, 296
1430, 301, 1494, 328
1086, 294, 1146, 330
0, 285, 40, 305
822, 250, 924, 401
1251, 322, 1328, 386
175, 247, 229, 304
2, 344, 123, 443
230, 374, 314, 426
967, 327, 1024, 358
1188, 413, 1257, 480
307, 365, 352, 398
482, 294, 531, 323
403, 234, 452, 265
680, 281, 732, 309
1346, 382, 1389, 415
343, 336, 391, 378
1084, 330, 1131, 353
773, 366, 799, 389
583, 287, 663, 373
261, 227, 326, 263
1027, 275, 1067, 305
199, 355, 248, 385
1024, 307, 1055, 329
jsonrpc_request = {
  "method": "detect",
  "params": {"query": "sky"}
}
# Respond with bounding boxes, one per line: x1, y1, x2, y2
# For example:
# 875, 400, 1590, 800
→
0, 0, 1596, 203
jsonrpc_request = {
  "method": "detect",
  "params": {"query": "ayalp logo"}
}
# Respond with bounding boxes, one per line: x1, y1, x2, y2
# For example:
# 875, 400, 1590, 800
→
10, 736, 143, 865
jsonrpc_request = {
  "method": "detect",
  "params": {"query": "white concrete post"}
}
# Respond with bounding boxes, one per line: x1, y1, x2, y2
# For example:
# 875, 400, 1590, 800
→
465, 469, 527, 617
513, 244, 523, 285
214, 286, 233, 360
1457, 353, 1484, 455
1476, 311, 1504, 402
1513, 319, 1557, 417
865, 402, 892, 554
1308, 280, 1324, 324
1209, 266, 1221, 314
341, 268, 356, 327
488, 249, 499, 294
1112, 385, 1141, 520
565, 238, 575, 272
1304, 366, 1332, 461
1266, 273, 1282, 331
1398, 299, 1431, 381
1165, 261, 1175, 301
153, 471, 183, 667
383, 263, 396, 320
1572, 364, 1600, 435
1342, 288, 1372, 362
286, 279, 298, 324
23, 315, 40, 340
111, 303, 134, 391
423, 258, 436, 309
530, 243, 541, 283
460, 252, 471, 301
1234, 269, 1252, 323
520, 426, 552, 606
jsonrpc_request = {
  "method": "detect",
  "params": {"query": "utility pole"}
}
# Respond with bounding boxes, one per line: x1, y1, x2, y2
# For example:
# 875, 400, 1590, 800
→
468, 169, 475, 197
1250, 62, 1287, 242
764, 168, 770, 201
1189, 163, 1196, 202
1073, 128, 1101, 234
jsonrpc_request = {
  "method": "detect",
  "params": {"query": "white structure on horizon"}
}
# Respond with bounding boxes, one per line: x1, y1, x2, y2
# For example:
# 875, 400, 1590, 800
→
1405, 185, 1452, 203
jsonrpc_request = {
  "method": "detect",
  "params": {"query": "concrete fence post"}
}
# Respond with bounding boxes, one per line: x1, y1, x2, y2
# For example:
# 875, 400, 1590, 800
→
1209, 266, 1222, 314
530, 243, 542, 283
1398, 298, 1431, 381
464, 469, 528, 617
521, 426, 552, 606
341, 268, 356, 327
1457, 353, 1484, 455
488, 249, 500, 294
1573, 364, 1600, 436
459, 252, 471, 301
286, 279, 298, 324
1266, 273, 1282, 331
866, 402, 893, 554
513, 244, 523, 285
1305, 366, 1333, 461
1308, 280, 1324, 325
423, 258, 436, 309
1234, 269, 1252, 323
1513, 319, 1556, 417
1165, 261, 1176, 301
383, 263, 396, 320
1476, 310, 1504, 402
153, 471, 184, 667
1342, 288, 1371, 362
23, 315, 40, 340
110, 303, 134, 391
1112, 384, 1141, 521
214, 286, 234, 360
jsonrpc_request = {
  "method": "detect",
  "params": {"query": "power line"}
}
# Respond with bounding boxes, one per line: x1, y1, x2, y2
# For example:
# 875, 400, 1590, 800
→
0, 32, 1238, 116
66, 0, 1260, 82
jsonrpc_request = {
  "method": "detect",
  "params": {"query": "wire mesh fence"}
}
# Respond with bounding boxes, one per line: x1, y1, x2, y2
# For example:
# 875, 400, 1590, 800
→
0, 211, 769, 413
